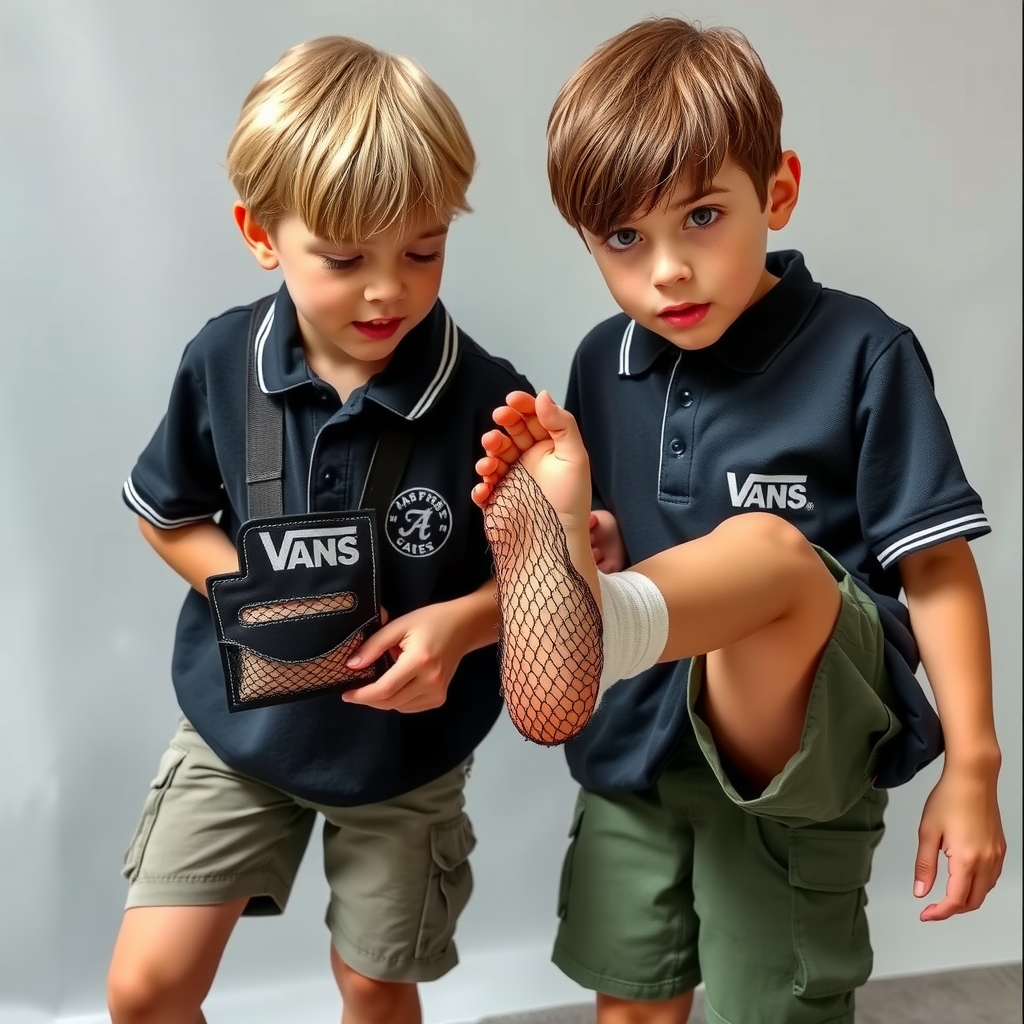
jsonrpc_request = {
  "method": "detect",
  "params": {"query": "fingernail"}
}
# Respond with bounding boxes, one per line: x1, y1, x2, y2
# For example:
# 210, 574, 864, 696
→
347, 658, 361, 668
914, 881, 926, 897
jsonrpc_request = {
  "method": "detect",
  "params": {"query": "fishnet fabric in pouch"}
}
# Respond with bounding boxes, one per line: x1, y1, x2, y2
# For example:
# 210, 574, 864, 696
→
484, 461, 603, 745
207, 511, 388, 712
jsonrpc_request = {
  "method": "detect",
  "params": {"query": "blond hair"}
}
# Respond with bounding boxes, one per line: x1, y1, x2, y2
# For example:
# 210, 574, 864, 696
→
227, 36, 475, 242
547, 18, 782, 236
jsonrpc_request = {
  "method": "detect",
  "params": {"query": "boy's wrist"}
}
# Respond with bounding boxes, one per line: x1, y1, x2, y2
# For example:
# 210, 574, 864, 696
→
943, 741, 1002, 779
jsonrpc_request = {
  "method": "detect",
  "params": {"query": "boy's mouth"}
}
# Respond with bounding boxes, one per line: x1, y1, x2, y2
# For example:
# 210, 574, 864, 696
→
658, 302, 710, 329
353, 317, 404, 340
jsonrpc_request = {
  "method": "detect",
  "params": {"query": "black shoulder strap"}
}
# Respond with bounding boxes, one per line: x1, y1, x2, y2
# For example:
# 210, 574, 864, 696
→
245, 296, 284, 519
245, 294, 416, 529
359, 423, 417, 543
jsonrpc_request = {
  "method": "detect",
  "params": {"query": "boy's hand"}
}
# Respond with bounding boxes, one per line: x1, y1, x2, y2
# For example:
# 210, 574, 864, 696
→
341, 603, 467, 712
590, 509, 626, 573
914, 763, 1006, 921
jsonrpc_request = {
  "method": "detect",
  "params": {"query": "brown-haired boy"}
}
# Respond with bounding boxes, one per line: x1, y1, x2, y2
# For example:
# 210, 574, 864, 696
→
473, 17, 1005, 1024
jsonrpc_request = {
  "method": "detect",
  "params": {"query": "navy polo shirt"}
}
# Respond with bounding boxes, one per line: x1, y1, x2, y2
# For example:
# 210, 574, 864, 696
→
565, 250, 989, 793
124, 283, 531, 806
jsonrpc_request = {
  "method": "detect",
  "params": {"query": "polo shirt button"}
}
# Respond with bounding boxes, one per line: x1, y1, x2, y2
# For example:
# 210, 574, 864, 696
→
669, 437, 685, 456
680, 391, 694, 407
322, 469, 336, 485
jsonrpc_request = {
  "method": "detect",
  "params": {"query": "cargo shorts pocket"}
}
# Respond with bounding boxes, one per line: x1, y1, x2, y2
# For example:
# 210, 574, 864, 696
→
415, 813, 476, 961
556, 795, 586, 920
121, 742, 188, 881
789, 826, 884, 999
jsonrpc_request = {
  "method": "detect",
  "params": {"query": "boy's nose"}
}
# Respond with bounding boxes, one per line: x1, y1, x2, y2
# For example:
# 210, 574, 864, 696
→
651, 250, 693, 288
364, 274, 405, 303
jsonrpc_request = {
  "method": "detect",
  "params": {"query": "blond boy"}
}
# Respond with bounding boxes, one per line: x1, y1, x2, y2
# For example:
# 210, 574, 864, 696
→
109, 37, 529, 1024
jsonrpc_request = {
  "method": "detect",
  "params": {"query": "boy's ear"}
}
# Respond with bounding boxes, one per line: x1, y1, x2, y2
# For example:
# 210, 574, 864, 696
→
766, 150, 801, 231
233, 202, 279, 270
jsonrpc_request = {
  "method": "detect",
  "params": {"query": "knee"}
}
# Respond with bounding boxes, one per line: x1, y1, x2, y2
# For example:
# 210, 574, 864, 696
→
716, 512, 825, 582
107, 951, 206, 1024
333, 957, 414, 1020
106, 963, 169, 1024
597, 989, 695, 1024
716, 510, 805, 548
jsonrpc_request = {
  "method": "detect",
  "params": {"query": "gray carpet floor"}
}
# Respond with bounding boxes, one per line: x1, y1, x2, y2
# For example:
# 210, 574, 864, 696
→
477, 962, 1021, 1024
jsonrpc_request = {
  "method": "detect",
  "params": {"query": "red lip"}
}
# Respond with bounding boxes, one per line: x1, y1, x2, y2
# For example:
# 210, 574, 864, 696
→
658, 302, 710, 329
353, 318, 404, 340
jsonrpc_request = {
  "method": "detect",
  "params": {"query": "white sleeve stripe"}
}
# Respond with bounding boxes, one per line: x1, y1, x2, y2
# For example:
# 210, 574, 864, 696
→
879, 516, 990, 568
123, 477, 217, 529
877, 513, 989, 564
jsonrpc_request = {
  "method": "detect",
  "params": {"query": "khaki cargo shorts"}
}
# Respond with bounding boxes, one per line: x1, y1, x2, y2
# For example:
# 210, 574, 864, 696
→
121, 718, 475, 983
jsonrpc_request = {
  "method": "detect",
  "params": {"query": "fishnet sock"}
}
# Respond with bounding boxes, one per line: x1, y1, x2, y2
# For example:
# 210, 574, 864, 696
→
239, 592, 357, 625
229, 627, 376, 703
484, 461, 602, 744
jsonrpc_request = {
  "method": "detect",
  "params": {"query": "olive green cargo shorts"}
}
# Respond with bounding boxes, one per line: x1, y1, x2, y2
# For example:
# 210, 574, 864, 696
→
553, 550, 902, 1024
121, 719, 475, 984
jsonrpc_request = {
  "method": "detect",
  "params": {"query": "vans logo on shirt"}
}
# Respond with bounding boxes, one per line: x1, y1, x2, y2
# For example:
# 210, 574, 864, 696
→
258, 527, 361, 571
726, 473, 813, 511
387, 488, 452, 558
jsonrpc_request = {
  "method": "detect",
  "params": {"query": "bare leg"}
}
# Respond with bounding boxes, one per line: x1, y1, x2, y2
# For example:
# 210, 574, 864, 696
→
475, 391, 840, 787
331, 947, 422, 1024
597, 991, 694, 1024
107, 900, 247, 1024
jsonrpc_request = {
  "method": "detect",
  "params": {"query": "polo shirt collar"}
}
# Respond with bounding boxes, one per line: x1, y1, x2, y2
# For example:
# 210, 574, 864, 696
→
619, 250, 821, 377
256, 284, 461, 420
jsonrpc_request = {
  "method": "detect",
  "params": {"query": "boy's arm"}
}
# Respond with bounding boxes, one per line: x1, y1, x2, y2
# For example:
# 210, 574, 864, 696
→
899, 537, 1005, 922
341, 577, 499, 713
138, 516, 239, 594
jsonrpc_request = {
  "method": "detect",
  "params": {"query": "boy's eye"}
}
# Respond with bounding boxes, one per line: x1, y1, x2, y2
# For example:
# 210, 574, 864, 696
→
685, 207, 720, 229
605, 229, 640, 251
321, 256, 359, 271
408, 251, 442, 264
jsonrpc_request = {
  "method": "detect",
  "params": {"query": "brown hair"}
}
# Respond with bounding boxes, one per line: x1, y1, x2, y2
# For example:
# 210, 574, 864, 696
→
547, 18, 782, 236
226, 36, 475, 242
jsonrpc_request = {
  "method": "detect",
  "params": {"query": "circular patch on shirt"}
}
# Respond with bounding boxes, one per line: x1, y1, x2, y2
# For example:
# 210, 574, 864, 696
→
385, 487, 452, 558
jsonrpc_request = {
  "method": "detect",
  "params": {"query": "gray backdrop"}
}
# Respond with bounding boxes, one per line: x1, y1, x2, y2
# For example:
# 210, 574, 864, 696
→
1, 1, 1020, 1022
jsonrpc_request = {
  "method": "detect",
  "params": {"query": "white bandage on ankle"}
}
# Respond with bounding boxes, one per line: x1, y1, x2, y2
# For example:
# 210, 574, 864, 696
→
596, 570, 670, 703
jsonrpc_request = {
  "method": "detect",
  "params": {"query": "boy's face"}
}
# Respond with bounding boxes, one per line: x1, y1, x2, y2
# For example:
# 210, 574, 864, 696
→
580, 154, 800, 351
238, 208, 449, 371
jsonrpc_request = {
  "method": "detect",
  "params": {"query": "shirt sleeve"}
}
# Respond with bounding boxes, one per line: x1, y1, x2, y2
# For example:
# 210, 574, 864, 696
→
856, 330, 989, 569
122, 343, 226, 529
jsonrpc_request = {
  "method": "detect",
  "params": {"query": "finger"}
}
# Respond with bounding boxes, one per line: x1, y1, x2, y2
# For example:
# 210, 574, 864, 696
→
342, 659, 416, 705
345, 619, 404, 671
913, 828, 940, 900
963, 853, 1004, 913
920, 860, 973, 922
590, 512, 599, 532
